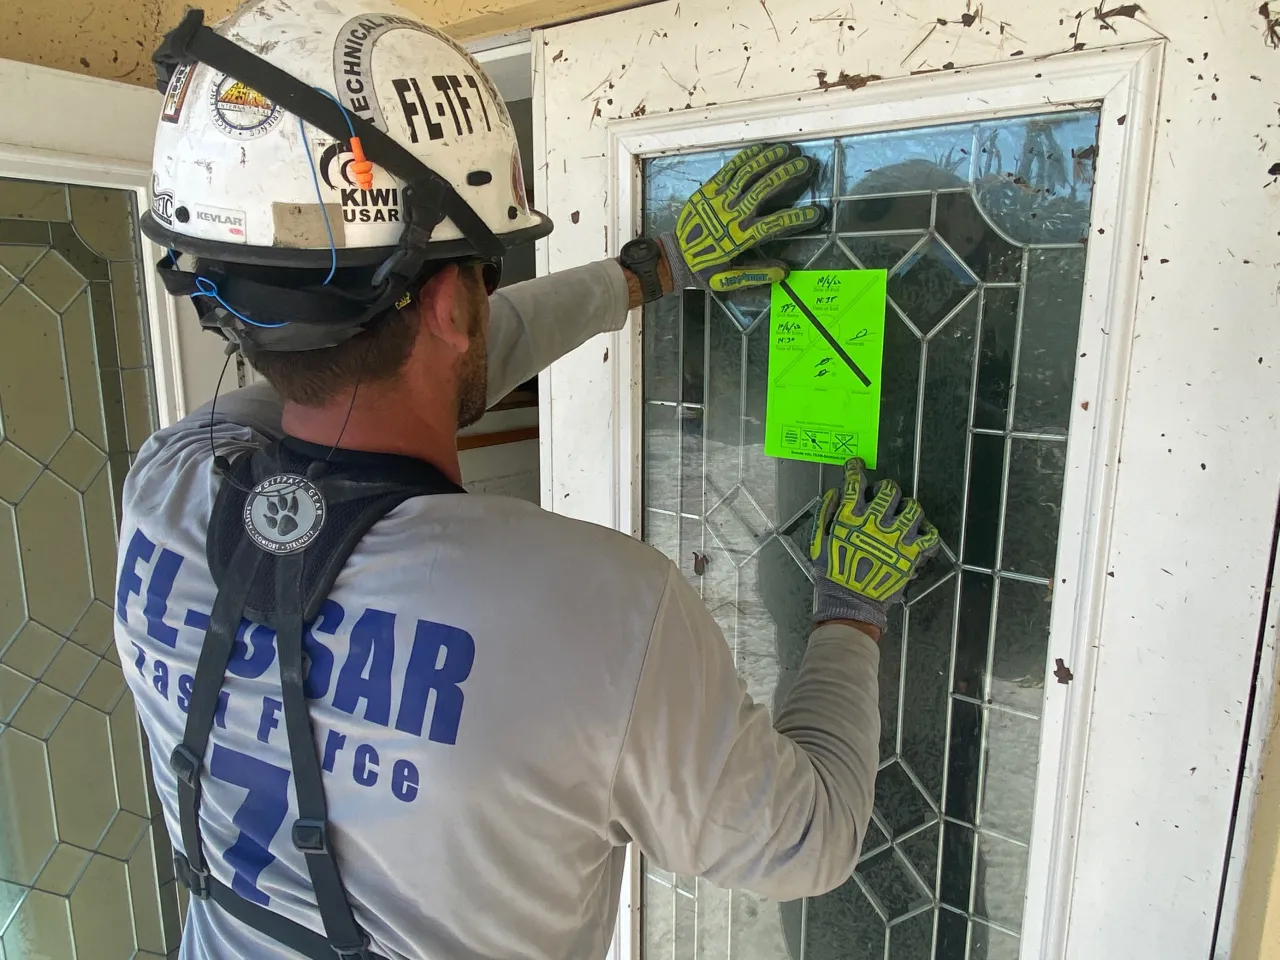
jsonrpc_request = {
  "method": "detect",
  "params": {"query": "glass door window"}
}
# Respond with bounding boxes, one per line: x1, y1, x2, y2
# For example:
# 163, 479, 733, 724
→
640, 110, 1099, 960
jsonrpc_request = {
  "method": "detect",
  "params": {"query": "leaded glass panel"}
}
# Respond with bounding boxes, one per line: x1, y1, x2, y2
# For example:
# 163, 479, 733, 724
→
639, 108, 1098, 960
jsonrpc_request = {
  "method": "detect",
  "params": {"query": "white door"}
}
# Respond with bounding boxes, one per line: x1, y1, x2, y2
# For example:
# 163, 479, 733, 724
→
534, 3, 1280, 959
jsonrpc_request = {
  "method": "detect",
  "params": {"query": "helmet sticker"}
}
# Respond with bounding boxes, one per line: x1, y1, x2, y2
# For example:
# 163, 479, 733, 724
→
510, 148, 528, 213
243, 475, 326, 555
161, 62, 195, 124
192, 204, 247, 242
332, 14, 507, 136
151, 189, 175, 226
316, 140, 402, 224
209, 74, 283, 140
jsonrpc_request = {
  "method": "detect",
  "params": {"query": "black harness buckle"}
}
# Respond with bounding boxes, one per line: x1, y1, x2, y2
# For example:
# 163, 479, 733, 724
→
170, 743, 202, 786
292, 818, 330, 855
174, 852, 212, 900
332, 935, 374, 960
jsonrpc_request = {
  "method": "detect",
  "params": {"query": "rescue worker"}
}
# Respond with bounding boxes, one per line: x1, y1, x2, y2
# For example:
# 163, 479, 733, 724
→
115, 1, 941, 958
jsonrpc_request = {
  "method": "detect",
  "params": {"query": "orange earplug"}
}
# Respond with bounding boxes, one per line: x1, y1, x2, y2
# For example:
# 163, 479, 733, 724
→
348, 136, 374, 191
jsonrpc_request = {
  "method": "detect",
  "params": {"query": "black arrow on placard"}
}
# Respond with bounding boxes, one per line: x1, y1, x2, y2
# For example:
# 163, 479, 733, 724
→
777, 279, 872, 387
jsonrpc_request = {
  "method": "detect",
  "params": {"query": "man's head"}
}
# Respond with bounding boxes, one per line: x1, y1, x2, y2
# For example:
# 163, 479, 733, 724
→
252, 259, 493, 429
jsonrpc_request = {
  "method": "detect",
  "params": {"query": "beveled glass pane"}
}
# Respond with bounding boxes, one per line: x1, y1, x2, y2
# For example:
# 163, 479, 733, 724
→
887, 239, 977, 338
917, 299, 978, 552
643, 508, 679, 564
643, 294, 680, 403
980, 710, 1041, 844
936, 907, 969, 958
945, 699, 983, 823
705, 300, 744, 499
640, 110, 1095, 960
934, 192, 1020, 283
35, 842, 92, 896
679, 406, 704, 518
68, 186, 137, 261
842, 127, 973, 195
0, 178, 68, 221
962, 433, 1005, 569
111, 260, 148, 369
875, 310, 921, 491
858, 846, 932, 919
838, 194, 932, 233
1002, 439, 1067, 579
0, 286, 74, 462
49, 221, 110, 282
0, 728, 57, 884
0, 442, 42, 504
901, 576, 956, 804
973, 832, 1029, 932
15, 473, 92, 636
844, 234, 924, 272
681, 289, 707, 405
970, 919, 1021, 960
110, 694, 153, 818
803, 877, 886, 960
878, 604, 906, 759
739, 536, 810, 711
23, 250, 85, 313
1013, 248, 1086, 433
939, 822, 974, 912
11, 681, 73, 739
2, 889, 75, 960
48, 702, 117, 848
899, 823, 940, 888
889, 908, 935, 960
876, 761, 935, 838
953, 572, 994, 699
643, 402, 680, 513
991, 579, 1051, 715
68, 854, 135, 958
974, 288, 1019, 432
121, 367, 156, 452
972, 110, 1099, 245
49, 432, 106, 492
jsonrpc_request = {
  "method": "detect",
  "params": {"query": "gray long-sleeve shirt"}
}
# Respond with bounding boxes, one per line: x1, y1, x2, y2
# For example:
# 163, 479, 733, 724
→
114, 260, 880, 960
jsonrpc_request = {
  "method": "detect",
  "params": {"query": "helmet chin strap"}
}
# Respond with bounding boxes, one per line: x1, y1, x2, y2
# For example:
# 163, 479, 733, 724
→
150, 8, 505, 342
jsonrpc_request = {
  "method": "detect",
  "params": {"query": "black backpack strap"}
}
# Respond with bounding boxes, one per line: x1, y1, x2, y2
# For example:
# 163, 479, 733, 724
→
172, 441, 463, 960
172, 515, 262, 899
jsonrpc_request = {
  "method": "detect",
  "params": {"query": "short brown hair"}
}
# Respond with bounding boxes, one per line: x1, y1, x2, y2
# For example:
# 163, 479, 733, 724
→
252, 307, 417, 406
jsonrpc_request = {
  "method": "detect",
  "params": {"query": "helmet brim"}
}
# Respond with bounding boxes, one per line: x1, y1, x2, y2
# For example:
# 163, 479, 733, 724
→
140, 209, 555, 270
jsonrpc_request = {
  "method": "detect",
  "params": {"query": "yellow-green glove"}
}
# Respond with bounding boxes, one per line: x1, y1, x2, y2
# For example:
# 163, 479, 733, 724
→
660, 143, 826, 294
809, 458, 941, 630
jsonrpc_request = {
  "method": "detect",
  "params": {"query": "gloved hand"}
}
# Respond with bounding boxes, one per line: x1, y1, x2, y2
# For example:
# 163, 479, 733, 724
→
809, 458, 941, 632
660, 143, 826, 294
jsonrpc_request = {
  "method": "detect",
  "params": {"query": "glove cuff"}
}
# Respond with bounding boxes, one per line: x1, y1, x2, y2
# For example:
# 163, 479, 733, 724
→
658, 232, 699, 293
813, 578, 889, 633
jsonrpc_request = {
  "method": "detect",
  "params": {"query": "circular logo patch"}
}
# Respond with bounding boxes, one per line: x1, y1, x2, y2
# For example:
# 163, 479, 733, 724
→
243, 475, 326, 555
209, 73, 282, 140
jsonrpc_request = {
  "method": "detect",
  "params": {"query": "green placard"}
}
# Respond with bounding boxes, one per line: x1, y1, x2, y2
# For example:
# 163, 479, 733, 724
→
764, 269, 888, 468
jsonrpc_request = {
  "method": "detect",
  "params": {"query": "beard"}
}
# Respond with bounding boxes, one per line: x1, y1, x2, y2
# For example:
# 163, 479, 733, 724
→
456, 279, 489, 430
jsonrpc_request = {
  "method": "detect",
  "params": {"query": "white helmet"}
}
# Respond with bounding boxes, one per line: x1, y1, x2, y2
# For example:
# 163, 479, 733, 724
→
142, 0, 552, 354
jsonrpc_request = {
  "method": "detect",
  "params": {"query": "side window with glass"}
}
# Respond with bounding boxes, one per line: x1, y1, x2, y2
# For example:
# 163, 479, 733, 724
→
640, 110, 1097, 960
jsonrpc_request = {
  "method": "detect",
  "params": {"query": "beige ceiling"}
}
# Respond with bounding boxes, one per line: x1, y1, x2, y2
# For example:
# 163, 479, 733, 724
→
1, 0, 640, 88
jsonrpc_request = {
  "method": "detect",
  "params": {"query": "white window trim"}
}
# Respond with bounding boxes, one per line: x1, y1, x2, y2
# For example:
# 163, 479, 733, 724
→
0, 58, 186, 429
590, 41, 1165, 960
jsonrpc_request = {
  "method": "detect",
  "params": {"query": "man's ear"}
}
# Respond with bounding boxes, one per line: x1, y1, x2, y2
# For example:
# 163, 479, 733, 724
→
416, 264, 469, 353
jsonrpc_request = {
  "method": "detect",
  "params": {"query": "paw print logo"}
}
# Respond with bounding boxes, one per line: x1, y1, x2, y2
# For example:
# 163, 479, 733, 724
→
243, 474, 326, 555
263, 493, 300, 537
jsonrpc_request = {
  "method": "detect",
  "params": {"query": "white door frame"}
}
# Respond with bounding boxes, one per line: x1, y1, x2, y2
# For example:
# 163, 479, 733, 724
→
559, 40, 1168, 960
0, 58, 186, 429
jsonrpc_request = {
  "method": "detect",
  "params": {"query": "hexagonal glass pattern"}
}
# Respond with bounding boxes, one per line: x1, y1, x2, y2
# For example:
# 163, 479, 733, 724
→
640, 110, 1098, 959
0, 178, 178, 959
